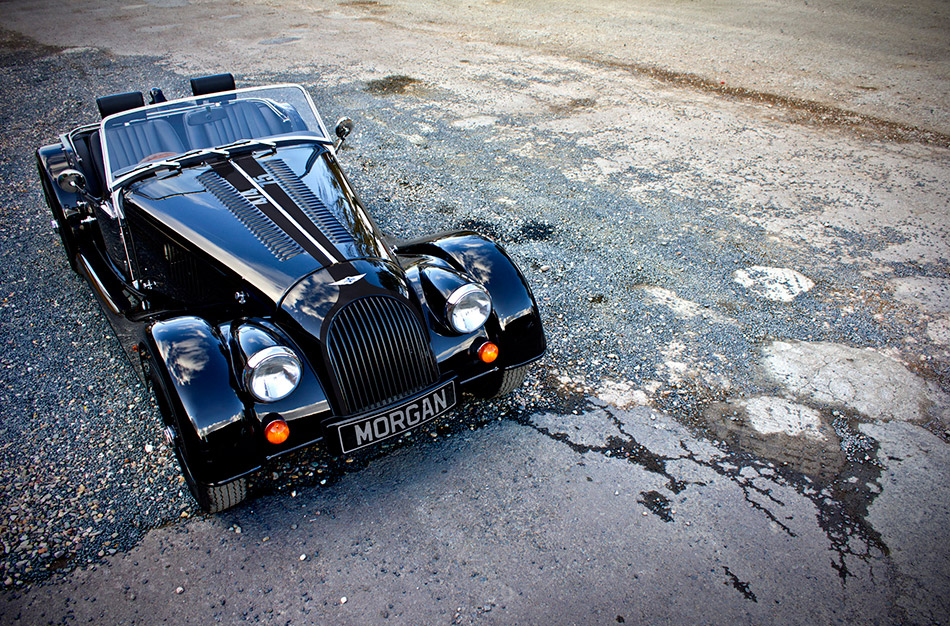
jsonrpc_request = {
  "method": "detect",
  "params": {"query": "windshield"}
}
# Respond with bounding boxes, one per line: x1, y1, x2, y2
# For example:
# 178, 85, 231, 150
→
101, 84, 330, 184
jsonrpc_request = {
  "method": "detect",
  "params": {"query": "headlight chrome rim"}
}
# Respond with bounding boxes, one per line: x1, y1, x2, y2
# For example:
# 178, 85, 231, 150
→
446, 283, 492, 334
243, 346, 302, 403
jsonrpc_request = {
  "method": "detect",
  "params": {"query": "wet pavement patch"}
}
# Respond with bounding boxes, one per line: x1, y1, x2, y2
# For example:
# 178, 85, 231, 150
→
704, 399, 845, 479
722, 567, 757, 602
366, 75, 420, 95
459, 218, 504, 241
339, 0, 388, 8
259, 36, 301, 46
637, 490, 673, 522
518, 219, 555, 242
551, 97, 596, 114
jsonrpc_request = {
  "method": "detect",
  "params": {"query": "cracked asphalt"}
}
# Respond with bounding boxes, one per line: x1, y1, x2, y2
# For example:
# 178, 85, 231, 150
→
1, 1, 949, 623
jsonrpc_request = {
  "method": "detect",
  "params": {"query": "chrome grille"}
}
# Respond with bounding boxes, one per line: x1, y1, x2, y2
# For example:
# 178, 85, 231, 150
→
326, 297, 438, 414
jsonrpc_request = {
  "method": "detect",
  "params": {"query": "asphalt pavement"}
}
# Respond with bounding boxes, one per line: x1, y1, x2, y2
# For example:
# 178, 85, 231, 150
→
0, 1, 948, 624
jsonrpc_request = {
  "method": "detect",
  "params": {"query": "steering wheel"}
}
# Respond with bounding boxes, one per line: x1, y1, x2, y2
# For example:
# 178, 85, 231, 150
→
138, 152, 180, 164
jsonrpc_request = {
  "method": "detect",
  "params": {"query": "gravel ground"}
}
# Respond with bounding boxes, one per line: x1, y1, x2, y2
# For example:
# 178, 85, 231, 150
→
1, 14, 948, 618
0, 40, 193, 587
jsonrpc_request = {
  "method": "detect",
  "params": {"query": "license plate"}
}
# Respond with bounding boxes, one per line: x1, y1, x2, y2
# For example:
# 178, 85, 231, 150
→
330, 381, 457, 454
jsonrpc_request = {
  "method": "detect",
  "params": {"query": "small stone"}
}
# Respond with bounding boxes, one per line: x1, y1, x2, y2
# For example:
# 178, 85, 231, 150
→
341, 596, 348, 604
539, 265, 551, 272
299, 554, 306, 561
144, 444, 153, 453
233, 526, 242, 535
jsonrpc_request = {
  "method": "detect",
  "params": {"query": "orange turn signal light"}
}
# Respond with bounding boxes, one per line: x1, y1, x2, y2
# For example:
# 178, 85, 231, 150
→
264, 419, 290, 445
478, 342, 499, 364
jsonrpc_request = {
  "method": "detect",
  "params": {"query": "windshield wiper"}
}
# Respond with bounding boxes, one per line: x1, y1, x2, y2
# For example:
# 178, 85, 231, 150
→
111, 159, 183, 188
215, 138, 277, 156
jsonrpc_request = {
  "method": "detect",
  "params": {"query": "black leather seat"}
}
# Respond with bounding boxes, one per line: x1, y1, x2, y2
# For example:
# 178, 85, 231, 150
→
183, 100, 287, 148
104, 119, 185, 172
72, 131, 106, 197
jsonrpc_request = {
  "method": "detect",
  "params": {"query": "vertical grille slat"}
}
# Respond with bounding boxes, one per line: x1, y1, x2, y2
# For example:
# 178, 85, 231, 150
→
366, 298, 405, 396
326, 296, 438, 415
386, 299, 423, 383
343, 313, 384, 406
337, 320, 368, 410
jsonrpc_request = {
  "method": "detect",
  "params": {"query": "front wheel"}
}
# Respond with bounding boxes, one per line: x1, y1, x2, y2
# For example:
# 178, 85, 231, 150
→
469, 365, 528, 399
193, 476, 247, 514
174, 441, 247, 513
148, 359, 248, 513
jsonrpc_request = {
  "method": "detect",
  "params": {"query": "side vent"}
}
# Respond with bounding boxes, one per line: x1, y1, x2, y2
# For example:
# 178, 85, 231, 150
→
163, 242, 201, 295
197, 169, 303, 261
260, 159, 355, 247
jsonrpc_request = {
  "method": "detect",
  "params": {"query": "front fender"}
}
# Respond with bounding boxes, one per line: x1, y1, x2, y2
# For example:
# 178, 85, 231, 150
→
147, 316, 260, 484
396, 232, 546, 367
148, 316, 245, 439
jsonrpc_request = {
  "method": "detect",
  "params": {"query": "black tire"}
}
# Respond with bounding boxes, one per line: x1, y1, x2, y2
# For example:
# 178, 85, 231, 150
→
470, 365, 528, 398
173, 440, 247, 513
193, 475, 248, 514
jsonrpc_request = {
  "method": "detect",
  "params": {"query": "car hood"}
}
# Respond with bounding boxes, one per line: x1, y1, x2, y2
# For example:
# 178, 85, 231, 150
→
126, 144, 393, 304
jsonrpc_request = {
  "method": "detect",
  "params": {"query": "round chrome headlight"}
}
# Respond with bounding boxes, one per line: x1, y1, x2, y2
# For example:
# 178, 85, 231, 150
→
446, 283, 492, 333
244, 346, 301, 402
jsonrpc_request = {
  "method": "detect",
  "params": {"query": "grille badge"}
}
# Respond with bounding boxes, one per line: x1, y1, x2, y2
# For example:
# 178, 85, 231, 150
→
330, 274, 365, 287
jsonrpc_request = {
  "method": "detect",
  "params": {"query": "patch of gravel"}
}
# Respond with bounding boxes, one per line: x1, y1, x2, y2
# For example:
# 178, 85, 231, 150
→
0, 38, 195, 587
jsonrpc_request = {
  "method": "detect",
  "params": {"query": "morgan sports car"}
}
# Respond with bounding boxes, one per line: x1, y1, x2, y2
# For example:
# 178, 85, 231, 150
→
37, 73, 546, 512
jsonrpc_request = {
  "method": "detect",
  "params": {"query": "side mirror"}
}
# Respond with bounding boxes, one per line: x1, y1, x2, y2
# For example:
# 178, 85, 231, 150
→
56, 169, 87, 194
334, 117, 354, 150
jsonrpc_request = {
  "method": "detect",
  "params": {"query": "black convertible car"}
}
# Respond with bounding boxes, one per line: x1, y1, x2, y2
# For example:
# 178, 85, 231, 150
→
38, 74, 545, 512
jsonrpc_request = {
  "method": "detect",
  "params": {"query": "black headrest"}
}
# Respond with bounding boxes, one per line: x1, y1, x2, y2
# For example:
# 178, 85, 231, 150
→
190, 73, 236, 96
96, 92, 145, 118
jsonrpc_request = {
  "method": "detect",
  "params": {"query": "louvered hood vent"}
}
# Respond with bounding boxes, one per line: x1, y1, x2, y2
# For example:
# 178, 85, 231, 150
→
197, 169, 304, 261
196, 158, 354, 262
326, 296, 439, 415
259, 159, 355, 247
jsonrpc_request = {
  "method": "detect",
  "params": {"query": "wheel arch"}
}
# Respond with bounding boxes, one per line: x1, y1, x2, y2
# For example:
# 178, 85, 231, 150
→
396, 231, 546, 368
145, 315, 257, 484
37, 144, 82, 270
